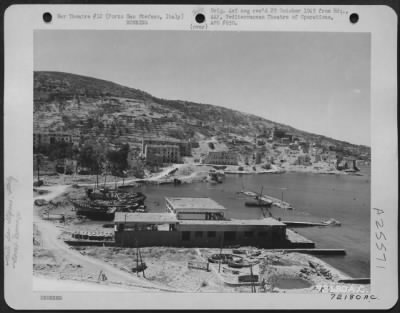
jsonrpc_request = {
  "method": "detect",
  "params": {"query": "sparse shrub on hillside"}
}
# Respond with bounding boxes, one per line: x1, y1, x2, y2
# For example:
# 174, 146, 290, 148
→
208, 142, 215, 150
33, 72, 370, 160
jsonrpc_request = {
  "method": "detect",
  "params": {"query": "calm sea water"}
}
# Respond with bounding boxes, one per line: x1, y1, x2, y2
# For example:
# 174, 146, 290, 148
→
134, 166, 371, 278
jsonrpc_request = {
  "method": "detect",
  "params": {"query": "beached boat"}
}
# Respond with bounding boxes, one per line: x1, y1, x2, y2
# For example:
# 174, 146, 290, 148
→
71, 200, 117, 220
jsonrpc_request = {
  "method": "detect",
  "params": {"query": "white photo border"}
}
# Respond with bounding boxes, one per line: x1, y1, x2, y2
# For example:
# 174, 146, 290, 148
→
3, 4, 398, 310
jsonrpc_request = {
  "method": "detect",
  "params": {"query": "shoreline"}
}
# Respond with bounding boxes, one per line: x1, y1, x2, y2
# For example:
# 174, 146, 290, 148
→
36, 162, 358, 188
32, 184, 370, 292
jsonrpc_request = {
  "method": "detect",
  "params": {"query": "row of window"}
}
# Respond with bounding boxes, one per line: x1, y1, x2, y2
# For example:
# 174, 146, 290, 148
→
181, 231, 270, 241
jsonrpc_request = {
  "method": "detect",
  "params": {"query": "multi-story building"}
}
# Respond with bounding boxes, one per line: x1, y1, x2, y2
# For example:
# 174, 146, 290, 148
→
33, 130, 80, 148
145, 144, 181, 165
202, 151, 238, 165
142, 137, 191, 157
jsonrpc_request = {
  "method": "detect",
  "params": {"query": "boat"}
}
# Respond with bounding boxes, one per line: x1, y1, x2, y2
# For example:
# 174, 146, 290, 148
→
228, 259, 252, 268
71, 199, 117, 221
322, 218, 341, 226
208, 171, 223, 184
245, 200, 271, 207
71, 189, 148, 220
208, 254, 235, 264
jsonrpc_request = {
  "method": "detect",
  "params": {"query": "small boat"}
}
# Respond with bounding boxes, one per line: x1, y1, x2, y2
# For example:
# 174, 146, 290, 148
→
208, 254, 234, 264
228, 260, 252, 268
245, 200, 271, 207
322, 218, 341, 226
238, 274, 259, 283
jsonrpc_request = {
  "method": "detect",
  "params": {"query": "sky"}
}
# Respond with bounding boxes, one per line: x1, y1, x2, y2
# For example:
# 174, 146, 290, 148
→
34, 30, 371, 146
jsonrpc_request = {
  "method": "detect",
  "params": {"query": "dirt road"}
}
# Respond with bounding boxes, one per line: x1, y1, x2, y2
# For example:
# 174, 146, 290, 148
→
34, 185, 182, 292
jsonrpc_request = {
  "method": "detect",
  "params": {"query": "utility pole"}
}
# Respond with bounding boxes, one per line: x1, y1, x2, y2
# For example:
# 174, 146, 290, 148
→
250, 265, 256, 293
96, 159, 99, 190
104, 164, 108, 188
218, 234, 224, 273
136, 245, 139, 277
36, 155, 41, 183
139, 247, 146, 278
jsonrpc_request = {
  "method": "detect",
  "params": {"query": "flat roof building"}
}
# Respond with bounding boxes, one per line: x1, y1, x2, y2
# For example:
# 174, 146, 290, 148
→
114, 212, 178, 225
165, 197, 227, 220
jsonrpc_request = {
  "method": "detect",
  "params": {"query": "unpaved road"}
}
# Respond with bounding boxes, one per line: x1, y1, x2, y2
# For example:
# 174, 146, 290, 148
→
34, 185, 182, 292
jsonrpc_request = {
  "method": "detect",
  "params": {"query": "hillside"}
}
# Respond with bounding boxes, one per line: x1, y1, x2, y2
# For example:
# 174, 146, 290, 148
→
33, 71, 370, 161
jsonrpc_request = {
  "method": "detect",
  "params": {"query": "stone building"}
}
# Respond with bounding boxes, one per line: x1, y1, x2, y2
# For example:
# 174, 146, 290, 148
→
33, 130, 80, 148
142, 138, 191, 157
145, 144, 181, 165
202, 151, 238, 165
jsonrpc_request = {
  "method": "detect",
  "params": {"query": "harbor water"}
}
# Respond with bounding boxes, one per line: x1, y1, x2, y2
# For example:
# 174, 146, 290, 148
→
134, 167, 371, 278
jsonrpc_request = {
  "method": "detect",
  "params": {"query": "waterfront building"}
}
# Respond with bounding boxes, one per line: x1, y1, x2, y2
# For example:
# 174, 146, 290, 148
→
113, 197, 291, 248
141, 137, 191, 156
166, 197, 227, 220
145, 144, 181, 165
202, 151, 238, 165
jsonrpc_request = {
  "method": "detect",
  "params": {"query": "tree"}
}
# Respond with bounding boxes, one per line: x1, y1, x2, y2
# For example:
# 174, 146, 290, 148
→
48, 141, 73, 161
106, 144, 130, 174
78, 144, 102, 172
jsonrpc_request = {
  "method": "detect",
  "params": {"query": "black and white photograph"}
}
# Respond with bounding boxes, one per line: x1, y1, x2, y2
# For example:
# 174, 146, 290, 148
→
32, 29, 372, 293
3, 4, 397, 310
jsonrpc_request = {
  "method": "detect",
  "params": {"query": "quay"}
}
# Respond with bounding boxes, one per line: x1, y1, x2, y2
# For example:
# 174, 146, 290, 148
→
338, 278, 370, 284
282, 221, 328, 227
266, 248, 346, 256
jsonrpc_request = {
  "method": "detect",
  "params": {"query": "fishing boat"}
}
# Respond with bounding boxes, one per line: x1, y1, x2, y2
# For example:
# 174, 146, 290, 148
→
71, 199, 117, 221
71, 189, 148, 220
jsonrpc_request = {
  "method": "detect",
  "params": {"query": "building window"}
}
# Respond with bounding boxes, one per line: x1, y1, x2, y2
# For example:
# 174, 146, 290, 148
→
207, 231, 216, 238
195, 231, 203, 238
224, 231, 236, 241
182, 231, 191, 241
244, 231, 254, 238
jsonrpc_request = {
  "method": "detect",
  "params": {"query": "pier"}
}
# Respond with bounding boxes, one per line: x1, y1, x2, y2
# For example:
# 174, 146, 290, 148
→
282, 221, 328, 227
338, 278, 370, 284
266, 249, 346, 256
